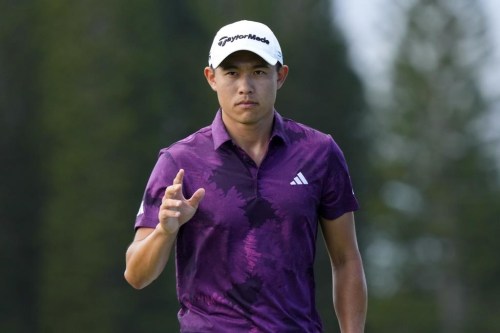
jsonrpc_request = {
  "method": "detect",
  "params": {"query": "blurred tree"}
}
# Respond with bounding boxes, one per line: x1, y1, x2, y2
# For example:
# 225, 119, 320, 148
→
35, 0, 179, 332
0, 1, 42, 332
366, 1, 500, 332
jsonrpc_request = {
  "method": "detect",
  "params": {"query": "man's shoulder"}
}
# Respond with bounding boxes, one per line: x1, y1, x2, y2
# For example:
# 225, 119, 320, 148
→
280, 116, 332, 145
162, 125, 213, 152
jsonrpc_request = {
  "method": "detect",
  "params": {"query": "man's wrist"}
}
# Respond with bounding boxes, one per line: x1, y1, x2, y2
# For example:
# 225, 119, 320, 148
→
156, 219, 179, 235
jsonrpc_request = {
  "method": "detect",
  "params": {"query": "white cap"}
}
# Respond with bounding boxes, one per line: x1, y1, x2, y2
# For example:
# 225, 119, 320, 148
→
208, 20, 283, 68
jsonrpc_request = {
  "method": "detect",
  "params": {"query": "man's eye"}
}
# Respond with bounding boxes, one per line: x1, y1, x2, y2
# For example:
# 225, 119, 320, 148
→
255, 70, 266, 75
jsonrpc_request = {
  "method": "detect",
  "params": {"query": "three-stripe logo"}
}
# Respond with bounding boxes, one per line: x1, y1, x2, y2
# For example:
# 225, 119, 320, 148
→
290, 172, 308, 185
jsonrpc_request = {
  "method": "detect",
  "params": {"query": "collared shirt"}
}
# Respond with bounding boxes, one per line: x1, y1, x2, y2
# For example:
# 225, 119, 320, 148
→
135, 110, 359, 333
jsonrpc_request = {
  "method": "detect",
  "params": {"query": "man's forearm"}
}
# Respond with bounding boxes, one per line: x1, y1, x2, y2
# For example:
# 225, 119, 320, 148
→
124, 225, 177, 289
333, 256, 367, 333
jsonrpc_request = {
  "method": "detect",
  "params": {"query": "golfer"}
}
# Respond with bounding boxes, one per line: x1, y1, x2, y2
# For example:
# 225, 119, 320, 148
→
125, 20, 367, 333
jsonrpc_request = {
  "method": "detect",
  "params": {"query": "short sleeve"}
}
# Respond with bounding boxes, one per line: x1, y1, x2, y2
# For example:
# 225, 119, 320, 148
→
134, 151, 179, 229
318, 136, 359, 220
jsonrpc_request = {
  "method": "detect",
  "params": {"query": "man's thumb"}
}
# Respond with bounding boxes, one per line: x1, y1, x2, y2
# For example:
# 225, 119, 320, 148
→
189, 188, 205, 208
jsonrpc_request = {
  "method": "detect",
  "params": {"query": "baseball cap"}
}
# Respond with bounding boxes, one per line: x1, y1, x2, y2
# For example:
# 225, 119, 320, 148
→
208, 20, 283, 68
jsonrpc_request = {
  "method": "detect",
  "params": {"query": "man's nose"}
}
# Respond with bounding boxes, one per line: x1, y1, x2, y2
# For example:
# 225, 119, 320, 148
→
238, 74, 254, 94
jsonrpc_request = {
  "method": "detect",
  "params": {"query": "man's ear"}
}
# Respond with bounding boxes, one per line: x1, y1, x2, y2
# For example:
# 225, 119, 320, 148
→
277, 65, 289, 90
204, 67, 217, 92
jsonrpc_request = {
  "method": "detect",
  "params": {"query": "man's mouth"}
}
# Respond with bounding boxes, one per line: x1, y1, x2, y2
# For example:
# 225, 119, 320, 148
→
236, 100, 258, 106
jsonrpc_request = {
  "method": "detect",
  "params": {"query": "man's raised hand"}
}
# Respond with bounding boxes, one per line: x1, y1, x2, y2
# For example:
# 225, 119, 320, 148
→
158, 169, 205, 234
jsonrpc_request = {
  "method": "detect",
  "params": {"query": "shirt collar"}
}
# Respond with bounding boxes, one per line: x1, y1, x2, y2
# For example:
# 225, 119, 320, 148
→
212, 109, 289, 150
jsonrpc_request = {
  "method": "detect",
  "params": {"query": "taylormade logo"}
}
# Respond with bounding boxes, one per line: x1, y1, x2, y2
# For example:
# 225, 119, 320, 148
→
218, 34, 270, 47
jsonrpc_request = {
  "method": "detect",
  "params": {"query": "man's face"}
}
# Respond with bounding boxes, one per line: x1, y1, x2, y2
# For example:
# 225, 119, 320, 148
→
204, 51, 288, 128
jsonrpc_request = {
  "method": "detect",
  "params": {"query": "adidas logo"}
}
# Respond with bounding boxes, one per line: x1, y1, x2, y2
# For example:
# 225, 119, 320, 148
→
290, 172, 308, 185
137, 201, 144, 216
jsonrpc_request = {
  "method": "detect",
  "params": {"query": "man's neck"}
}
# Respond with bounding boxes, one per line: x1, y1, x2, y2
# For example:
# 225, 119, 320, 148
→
224, 116, 273, 167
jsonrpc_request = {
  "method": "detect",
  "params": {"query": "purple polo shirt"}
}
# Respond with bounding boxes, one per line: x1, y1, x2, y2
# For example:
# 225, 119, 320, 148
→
135, 110, 359, 333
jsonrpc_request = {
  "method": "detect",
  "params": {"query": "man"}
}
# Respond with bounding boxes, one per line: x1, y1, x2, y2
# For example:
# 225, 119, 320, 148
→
125, 20, 367, 332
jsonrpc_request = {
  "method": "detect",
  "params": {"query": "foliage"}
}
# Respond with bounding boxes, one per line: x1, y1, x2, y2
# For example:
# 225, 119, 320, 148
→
365, 1, 500, 332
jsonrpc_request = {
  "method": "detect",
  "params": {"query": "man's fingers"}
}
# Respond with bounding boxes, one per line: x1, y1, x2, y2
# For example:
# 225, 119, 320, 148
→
159, 198, 181, 223
159, 207, 180, 219
162, 169, 184, 201
164, 183, 182, 200
162, 198, 182, 209
173, 169, 184, 185
161, 171, 204, 225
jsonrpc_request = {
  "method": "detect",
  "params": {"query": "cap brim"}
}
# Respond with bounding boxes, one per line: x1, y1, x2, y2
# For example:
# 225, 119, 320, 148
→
210, 45, 279, 68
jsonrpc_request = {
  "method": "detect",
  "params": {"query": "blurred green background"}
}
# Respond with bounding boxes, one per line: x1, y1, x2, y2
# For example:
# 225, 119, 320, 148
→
2, 0, 499, 332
